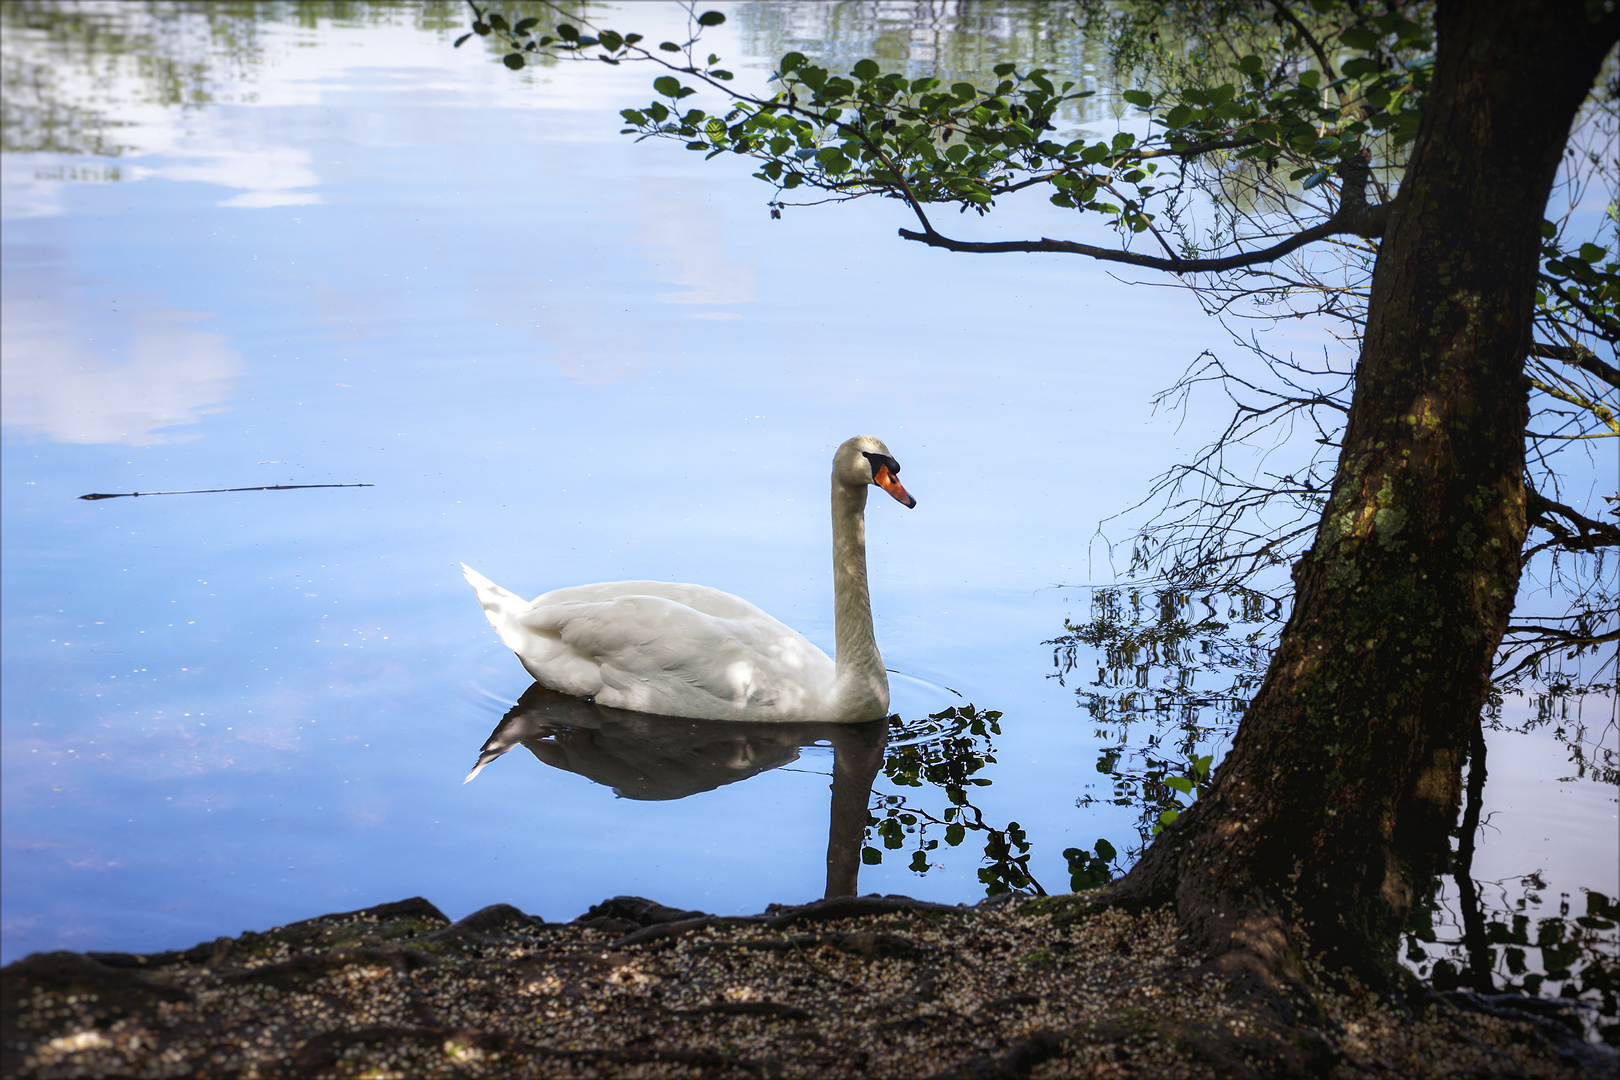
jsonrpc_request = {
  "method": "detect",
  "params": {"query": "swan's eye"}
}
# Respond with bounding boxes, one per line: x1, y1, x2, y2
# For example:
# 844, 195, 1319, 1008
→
861, 451, 900, 478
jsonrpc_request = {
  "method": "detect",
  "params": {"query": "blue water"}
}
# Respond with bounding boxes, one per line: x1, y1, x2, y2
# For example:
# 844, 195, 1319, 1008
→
2, 1, 1613, 965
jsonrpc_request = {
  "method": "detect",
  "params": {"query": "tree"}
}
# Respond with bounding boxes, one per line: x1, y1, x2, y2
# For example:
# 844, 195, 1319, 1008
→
462, 0, 1619, 1044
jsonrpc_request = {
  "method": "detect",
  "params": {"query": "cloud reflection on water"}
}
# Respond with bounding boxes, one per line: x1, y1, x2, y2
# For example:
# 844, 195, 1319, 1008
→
0, 247, 243, 445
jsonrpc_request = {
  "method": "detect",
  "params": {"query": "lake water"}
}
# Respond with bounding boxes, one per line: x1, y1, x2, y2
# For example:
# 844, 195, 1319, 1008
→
2, 0, 1614, 1015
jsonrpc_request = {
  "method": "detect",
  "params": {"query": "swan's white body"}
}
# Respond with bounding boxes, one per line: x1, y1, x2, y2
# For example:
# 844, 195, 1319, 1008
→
463, 436, 915, 723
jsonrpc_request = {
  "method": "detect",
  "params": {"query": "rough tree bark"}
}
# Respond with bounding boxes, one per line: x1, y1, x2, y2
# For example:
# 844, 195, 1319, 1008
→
1116, 0, 1620, 1005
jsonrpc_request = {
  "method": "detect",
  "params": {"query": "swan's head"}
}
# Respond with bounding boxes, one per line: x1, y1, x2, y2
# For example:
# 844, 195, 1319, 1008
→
834, 435, 916, 508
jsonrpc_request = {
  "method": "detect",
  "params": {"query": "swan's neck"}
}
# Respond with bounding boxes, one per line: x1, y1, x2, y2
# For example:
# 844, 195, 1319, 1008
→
830, 480, 888, 718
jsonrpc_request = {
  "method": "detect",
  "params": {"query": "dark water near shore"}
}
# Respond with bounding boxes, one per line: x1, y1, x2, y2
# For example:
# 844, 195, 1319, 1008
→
1, 1, 1613, 1026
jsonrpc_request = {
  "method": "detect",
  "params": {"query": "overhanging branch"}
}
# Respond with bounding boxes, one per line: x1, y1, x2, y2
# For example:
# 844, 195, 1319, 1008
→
899, 214, 1372, 273
898, 156, 1387, 273
1532, 341, 1620, 388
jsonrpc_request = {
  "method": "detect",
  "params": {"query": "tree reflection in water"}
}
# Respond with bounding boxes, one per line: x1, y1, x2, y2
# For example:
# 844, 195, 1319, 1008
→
1050, 586, 1619, 1045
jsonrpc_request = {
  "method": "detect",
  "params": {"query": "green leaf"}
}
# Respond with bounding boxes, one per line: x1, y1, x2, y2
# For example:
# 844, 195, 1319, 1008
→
1342, 57, 1379, 79
1122, 89, 1153, 108
1237, 54, 1262, 75
1579, 243, 1607, 263
945, 823, 966, 846
659, 41, 680, 52
1164, 775, 1194, 795
1298, 69, 1321, 89
555, 22, 578, 41
514, 17, 537, 33
1095, 838, 1117, 861
653, 76, 683, 98
1341, 26, 1380, 51
816, 147, 851, 173
780, 51, 807, 72
1111, 131, 1136, 153
503, 53, 525, 70
1158, 808, 1180, 826
453, 32, 471, 48
861, 846, 883, 865
488, 13, 509, 31
1164, 104, 1193, 128
852, 58, 879, 80
697, 10, 725, 26
951, 81, 977, 100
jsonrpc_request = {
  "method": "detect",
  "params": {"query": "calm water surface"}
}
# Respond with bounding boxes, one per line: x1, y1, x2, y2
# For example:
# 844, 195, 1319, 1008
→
2, 2, 1614, 980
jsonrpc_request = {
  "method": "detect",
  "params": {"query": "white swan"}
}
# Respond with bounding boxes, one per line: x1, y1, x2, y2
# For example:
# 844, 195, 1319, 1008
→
462, 436, 915, 723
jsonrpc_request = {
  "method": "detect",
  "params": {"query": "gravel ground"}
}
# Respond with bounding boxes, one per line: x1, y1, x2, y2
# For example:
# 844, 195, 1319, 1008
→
3, 893, 1612, 1078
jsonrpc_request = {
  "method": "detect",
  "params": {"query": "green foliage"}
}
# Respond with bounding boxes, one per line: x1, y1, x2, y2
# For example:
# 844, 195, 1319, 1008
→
463, 2, 1437, 247
1538, 217, 1620, 342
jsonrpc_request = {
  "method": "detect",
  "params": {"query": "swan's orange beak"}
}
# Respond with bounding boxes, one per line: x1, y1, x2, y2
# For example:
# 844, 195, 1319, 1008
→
874, 465, 916, 508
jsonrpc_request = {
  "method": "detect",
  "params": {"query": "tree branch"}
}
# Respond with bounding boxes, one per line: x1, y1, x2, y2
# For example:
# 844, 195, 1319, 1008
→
1542, 275, 1620, 344
1269, 2, 1347, 103
899, 156, 1387, 272
1525, 485, 1620, 555
1532, 341, 1620, 388
900, 216, 1348, 272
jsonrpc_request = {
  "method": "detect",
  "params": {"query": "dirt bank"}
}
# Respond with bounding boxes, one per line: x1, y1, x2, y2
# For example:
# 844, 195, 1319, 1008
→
3, 893, 1610, 1078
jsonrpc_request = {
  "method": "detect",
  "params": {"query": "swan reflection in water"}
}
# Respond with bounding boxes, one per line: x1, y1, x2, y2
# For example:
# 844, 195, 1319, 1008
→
466, 683, 888, 898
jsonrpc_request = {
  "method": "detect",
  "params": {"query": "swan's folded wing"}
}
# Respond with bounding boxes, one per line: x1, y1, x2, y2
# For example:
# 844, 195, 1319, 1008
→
521, 593, 834, 719
530, 580, 775, 623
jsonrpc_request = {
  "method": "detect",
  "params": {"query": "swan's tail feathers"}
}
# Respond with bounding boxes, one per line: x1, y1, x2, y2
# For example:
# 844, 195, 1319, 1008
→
462, 562, 547, 660
464, 749, 500, 784
462, 563, 520, 609
463, 731, 518, 784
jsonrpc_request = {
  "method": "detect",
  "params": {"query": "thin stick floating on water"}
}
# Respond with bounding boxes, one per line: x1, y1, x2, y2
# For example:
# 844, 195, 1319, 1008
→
78, 484, 374, 501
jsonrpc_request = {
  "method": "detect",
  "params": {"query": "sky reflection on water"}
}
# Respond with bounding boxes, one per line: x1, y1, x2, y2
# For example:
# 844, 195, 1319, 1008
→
1, 2, 1613, 968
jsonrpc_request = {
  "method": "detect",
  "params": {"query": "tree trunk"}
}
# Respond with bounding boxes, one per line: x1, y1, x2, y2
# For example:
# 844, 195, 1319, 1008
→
1118, 0, 1620, 1002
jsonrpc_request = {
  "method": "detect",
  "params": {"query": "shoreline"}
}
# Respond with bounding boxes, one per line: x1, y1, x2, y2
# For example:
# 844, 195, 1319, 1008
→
4, 892, 1612, 1078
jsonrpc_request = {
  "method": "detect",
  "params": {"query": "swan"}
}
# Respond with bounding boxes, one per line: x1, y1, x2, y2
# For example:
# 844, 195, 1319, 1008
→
462, 436, 915, 723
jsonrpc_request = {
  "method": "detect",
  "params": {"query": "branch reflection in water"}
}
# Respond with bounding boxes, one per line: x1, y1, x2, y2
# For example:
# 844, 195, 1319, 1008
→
465, 683, 886, 899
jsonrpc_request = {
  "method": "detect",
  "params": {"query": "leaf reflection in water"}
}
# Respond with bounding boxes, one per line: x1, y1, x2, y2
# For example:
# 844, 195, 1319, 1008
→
871, 705, 1054, 898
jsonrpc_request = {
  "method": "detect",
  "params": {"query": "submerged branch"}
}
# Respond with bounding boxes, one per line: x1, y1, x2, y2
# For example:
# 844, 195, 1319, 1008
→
79, 484, 374, 501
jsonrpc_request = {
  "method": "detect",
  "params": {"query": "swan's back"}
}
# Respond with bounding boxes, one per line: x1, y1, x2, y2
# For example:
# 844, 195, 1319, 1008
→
463, 566, 838, 722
